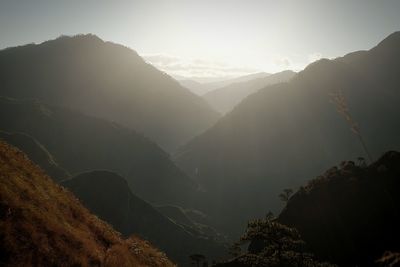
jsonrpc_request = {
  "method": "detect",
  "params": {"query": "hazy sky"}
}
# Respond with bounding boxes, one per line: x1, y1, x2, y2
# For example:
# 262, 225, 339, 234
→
1, 0, 399, 78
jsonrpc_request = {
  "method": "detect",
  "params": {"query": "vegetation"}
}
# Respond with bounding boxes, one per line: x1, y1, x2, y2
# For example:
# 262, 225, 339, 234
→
62, 171, 227, 266
214, 214, 335, 267
330, 88, 373, 163
279, 188, 293, 203
189, 254, 207, 267
279, 151, 400, 266
378, 251, 400, 267
0, 141, 174, 267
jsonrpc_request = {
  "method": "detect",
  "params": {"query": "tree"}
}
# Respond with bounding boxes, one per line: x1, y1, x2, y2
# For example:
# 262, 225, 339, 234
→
357, 157, 367, 168
219, 216, 337, 267
279, 188, 293, 203
229, 242, 242, 257
190, 254, 206, 267
330, 89, 373, 163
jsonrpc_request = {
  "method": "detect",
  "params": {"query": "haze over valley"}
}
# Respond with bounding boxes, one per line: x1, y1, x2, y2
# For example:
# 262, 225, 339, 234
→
1, 1, 400, 266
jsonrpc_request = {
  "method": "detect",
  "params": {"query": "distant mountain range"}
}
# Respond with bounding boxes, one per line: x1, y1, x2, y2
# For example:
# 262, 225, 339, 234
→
0, 141, 174, 267
203, 70, 296, 114
174, 31, 400, 237
178, 72, 271, 95
0, 34, 219, 152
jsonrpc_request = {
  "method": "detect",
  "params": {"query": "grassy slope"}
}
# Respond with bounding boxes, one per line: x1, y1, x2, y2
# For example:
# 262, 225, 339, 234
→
0, 141, 174, 267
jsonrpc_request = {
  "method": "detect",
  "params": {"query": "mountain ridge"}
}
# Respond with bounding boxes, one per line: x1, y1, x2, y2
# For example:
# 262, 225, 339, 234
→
0, 96, 198, 207
174, 31, 400, 237
0, 34, 219, 152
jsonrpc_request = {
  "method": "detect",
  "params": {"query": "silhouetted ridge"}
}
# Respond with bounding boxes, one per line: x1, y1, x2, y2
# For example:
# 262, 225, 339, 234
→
278, 151, 400, 266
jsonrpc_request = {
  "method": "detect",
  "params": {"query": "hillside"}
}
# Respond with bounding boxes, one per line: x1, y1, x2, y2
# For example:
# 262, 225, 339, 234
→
203, 70, 296, 114
0, 130, 69, 182
278, 151, 400, 266
62, 171, 227, 266
0, 34, 219, 152
174, 31, 400, 237
157, 205, 226, 243
0, 141, 174, 267
0, 97, 198, 207
179, 72, 270, 96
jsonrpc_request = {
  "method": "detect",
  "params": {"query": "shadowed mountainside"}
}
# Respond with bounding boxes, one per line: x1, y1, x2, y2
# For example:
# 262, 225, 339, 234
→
0, 130, 69, 182
0, 34, 219, 152
157, 205, 227, 243
0, 141, 174, 267
175, 31, 400, 237
0, 97, 198, 208
62, 171, 227, 266
203, 70, 296, 114
278, 151, 400, 266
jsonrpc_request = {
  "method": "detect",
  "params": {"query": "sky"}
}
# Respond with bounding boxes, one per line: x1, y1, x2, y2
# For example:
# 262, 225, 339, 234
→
1, 0, 399, 78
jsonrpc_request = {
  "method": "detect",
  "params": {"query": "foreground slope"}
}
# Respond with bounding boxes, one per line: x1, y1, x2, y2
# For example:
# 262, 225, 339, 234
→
62, 171, 227, 266
0, 34, 219, 151
203, 70, 296, 114
279, 151, 400, 266
0, 97, 197, 207
175, 32, 400, 236
0, 141, 174, 267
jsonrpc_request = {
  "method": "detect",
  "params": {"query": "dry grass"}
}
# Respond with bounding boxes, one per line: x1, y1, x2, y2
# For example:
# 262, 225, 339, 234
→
0, 141, 175, 267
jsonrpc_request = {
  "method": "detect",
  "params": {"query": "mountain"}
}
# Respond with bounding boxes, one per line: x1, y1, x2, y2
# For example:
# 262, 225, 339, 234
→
62, 170, 227, 266
0, 34, 219, 152
174, 32, 400, 237
0, 130, 69, 182
178, 79, 210, 95
178, 72, 271, 95
0, 97, 198, 207
203, 70, 296, 114
0, 141, 174, 267
278, 151, 400, 266
156, 205, 226, 243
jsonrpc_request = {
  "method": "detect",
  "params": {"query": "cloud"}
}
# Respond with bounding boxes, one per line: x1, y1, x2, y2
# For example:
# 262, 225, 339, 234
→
142, 53, 260, 78
274, 57, 292, 68
308, 52, 323, 63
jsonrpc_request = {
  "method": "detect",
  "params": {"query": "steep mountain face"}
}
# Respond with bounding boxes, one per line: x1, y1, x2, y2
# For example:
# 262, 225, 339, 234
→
174, 32, 400, 237
62, 171, 227, 266
278, 151, 400, 266
203, 70, 296, 114
0, 131, 69, 182
0, 97, 198, 207
0, 34, 219, 152
157, 205, 226, 243
178, 72, 270, 95
0, 141, 174, 267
